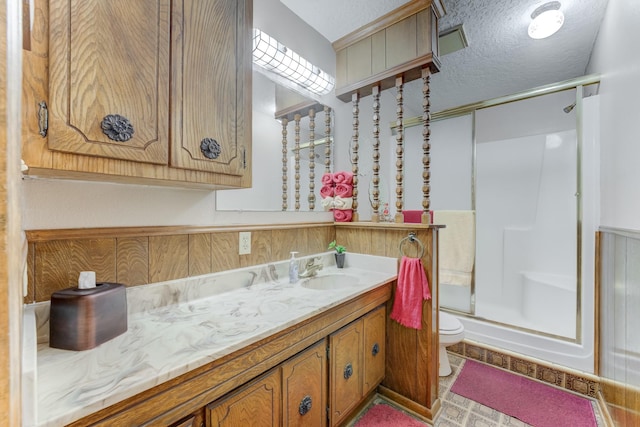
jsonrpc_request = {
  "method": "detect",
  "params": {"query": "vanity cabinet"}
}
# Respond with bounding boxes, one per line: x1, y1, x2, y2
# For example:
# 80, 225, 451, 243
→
169, 409, 205, 427
23, 0, 252, 188
329, 306, 386, 426
64, 284, 392, 427
207, 339, 328, 427
207, 368, 282, 427
282, 340, 327, 427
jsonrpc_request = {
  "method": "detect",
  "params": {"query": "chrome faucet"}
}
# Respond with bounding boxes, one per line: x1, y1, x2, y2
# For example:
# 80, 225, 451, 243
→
299, 257, 323, 278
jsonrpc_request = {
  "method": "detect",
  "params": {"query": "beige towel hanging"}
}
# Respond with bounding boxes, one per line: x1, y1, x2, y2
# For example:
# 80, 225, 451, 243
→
433, 210, 475, 286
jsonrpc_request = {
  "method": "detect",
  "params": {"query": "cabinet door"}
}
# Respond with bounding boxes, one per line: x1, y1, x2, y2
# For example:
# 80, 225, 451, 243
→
207, 368, 281, 427
282, 340, 327, 427
362, 306, 386, 394
48, 0, 170, 164
170, 408, 205, 427
170, 0, 251, 176
329, 320, 363, 427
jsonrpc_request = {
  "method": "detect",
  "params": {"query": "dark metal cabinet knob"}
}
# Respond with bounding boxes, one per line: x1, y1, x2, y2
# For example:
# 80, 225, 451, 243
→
101, 114, 134, 142
344, 363, 353, 379
372, 343, 380, 356
200, 137, 221, 159
298, 395, 312, 415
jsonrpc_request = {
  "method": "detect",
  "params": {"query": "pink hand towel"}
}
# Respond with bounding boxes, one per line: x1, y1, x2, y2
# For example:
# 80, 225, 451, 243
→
320, 184, 335, 198
335, 183, 353, 198
390, 256, 431, 329
333, 171, 354, 185
333, 209, 353, 222
322, 173, 334, 185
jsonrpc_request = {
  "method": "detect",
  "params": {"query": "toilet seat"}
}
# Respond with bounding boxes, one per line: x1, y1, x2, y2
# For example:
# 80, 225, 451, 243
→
440, 311, 464, 335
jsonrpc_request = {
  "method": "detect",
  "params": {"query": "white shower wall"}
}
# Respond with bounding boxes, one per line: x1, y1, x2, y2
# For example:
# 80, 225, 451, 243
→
475, 129, 577, 337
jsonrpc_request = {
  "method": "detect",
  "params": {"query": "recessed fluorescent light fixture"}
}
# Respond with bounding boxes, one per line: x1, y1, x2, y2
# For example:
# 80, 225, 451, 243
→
528, 1, 564, 39
252, 29, 335, 95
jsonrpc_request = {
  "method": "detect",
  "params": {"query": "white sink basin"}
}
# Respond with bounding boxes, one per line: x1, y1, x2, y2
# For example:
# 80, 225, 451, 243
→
301, 274, 359, 290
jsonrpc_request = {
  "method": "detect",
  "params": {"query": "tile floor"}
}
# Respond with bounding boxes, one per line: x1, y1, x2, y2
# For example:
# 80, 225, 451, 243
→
435, 353, 606, 427
350, 353, 606, 426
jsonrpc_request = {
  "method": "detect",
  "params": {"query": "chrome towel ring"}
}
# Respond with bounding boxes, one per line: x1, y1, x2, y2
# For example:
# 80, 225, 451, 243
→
399, 232, 425, 259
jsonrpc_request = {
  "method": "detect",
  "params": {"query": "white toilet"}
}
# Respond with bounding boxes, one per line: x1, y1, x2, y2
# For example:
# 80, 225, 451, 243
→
439, 311, 465, 376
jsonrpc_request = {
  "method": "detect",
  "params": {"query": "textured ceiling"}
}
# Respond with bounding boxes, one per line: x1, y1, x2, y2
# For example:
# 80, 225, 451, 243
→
279, 0, 609, 112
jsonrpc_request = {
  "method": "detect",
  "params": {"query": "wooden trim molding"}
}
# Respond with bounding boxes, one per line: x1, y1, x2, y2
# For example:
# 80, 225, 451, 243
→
3, 0, 25, 424
25, 222, 334, 242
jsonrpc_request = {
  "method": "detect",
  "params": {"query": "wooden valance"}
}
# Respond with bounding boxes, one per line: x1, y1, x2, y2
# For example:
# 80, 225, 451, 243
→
332, 0, 444, 102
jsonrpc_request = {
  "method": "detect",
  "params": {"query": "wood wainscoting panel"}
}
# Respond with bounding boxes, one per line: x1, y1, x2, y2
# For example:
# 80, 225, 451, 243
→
338, 227, 372, 254
307, 225, 336, 256
271, 228, 307, 261
26, 223, 336, 302
211, 232, 240, 272
240, 230, 272, 268
149, 235, 189, 283
34, 239, 117, 302
188, 234, 212, 276
116, 237, 149, 287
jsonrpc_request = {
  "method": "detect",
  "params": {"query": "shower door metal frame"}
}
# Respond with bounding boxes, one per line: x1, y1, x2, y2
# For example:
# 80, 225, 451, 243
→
399, 73, 601, 342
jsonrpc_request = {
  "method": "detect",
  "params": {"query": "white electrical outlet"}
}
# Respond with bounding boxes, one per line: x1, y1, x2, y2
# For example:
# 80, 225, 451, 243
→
239, 232, 251, 255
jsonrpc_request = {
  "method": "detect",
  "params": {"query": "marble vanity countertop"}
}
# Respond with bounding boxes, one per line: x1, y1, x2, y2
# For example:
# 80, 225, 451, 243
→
30, 253, 397, 427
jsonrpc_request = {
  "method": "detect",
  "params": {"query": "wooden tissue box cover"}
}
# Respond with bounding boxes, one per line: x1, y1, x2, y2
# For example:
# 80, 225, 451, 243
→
49, 282, 127, 351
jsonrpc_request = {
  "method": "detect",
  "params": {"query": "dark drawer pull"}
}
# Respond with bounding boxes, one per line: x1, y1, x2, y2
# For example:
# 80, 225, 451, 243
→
344, 363, 353, 380
372, 343, 380, 356
299, 395, 312, 415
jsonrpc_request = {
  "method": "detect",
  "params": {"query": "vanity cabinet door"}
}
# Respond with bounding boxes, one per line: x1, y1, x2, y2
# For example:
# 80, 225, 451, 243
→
170, 0, 251, 179
48, 0, 170, 164
282, 340, 327, 427
169, 408, 205, 427
207, 368, 281, 427
329, 320, 363, 427
362, 306, 386, 394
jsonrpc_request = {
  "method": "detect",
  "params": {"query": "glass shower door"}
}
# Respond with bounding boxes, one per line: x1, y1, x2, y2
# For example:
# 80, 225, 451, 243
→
474, 90, 578, 338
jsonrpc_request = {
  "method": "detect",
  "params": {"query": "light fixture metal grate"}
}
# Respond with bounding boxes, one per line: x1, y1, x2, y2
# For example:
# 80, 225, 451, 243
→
252, 29, 335, 95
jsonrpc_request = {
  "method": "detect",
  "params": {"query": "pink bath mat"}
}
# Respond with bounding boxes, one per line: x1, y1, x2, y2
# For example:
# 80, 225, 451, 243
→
451, 360, 597, 427
354, 403, 427, 427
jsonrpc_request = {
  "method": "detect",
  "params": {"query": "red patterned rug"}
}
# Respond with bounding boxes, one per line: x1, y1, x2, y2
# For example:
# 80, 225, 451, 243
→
354, 403, 427, 427
451, 359, 597, 427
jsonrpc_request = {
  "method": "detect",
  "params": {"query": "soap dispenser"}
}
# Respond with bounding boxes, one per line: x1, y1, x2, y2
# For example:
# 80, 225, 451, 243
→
289, 252, 299, 283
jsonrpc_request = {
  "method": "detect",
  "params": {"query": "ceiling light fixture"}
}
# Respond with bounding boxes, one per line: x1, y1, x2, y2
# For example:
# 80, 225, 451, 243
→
252, 29, 335, 95
528, 1, 564, 39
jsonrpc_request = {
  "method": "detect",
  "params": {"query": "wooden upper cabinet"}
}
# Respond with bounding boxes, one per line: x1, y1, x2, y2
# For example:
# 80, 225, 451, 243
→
170, 0, 251, 176
23, 0, 252, 188
48, 0, 170, 164
332, 0, 443, 102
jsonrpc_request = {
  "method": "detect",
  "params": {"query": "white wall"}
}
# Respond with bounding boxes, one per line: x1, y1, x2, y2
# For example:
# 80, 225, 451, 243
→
587, 0, 640, 385
587, 0, 640, 229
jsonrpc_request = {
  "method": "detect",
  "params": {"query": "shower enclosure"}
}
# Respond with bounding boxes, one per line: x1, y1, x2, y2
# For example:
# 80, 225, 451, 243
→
404, 78, 600, 370
474, 94, 577, 339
